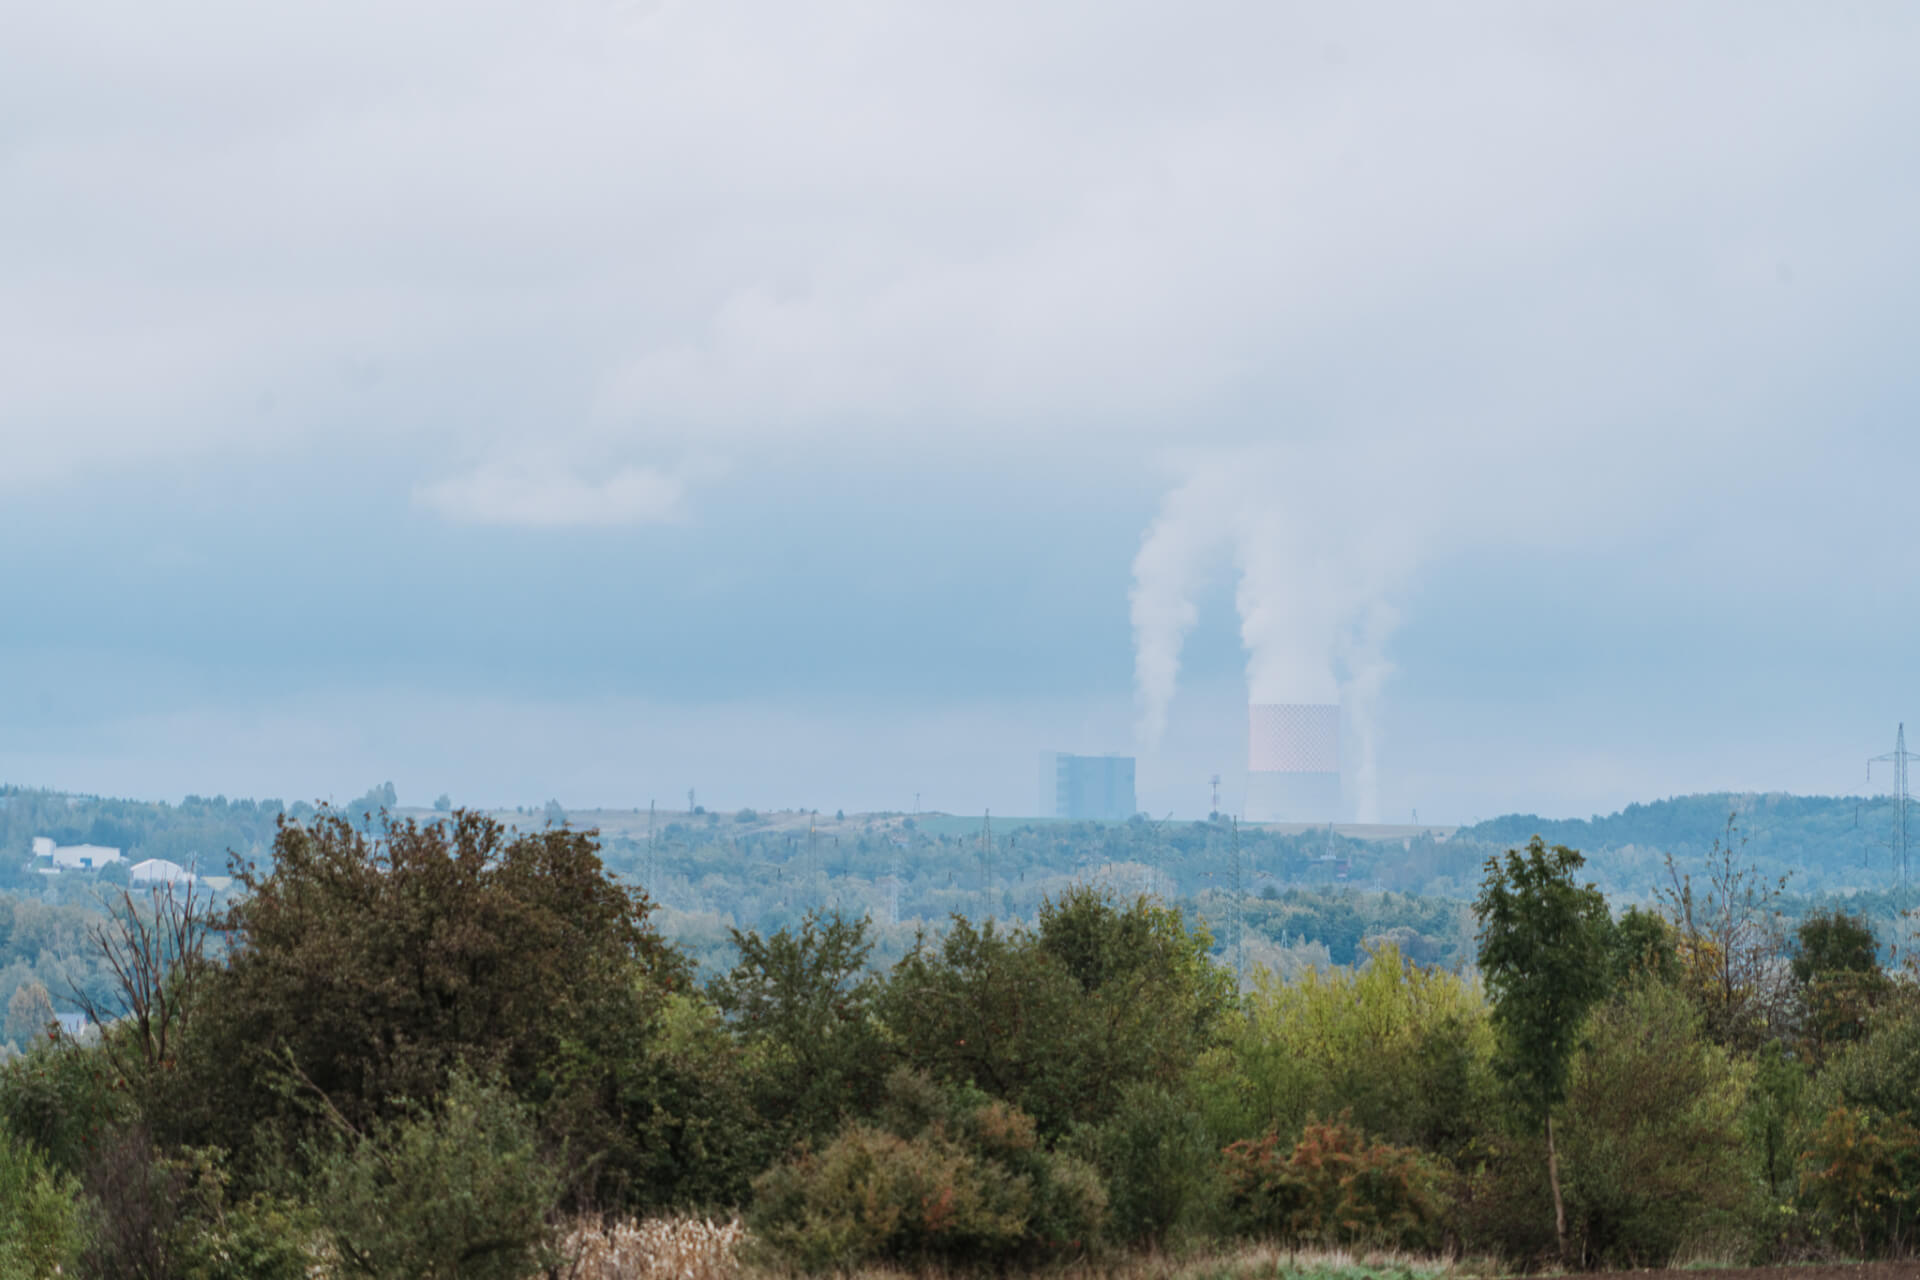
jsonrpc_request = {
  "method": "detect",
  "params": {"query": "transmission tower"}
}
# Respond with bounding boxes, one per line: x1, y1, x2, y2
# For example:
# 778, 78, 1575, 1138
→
1869, 723, 1919, 953
1210, 774, 1222, 817
980, 810, 993, 926
646, 800, 656, 889
1229, 817, 1244, 986
807, 819, 818, 913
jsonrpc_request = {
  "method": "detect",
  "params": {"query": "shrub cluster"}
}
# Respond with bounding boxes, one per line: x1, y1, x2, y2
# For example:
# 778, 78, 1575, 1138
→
1223, 1118, 1447, 1250
748, 1071, 1105, 1270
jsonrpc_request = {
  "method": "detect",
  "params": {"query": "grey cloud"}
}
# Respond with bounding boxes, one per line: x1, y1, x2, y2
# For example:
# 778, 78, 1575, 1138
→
6, 1, 1916, 492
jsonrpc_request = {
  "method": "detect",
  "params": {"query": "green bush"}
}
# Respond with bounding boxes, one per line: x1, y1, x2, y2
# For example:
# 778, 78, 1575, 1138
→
1797, 999, 1920, 1255
306, 1068, 559, 1280
67, 1133, 317, 1280
748, 1070, 1104, 1270
1203, 945, 1495, 1160
1453, 1130, 1556, 1265
0, 1036, 132, 1179
1799, 1104, 1920, 1257
152, 1147, 318, 1280
0, 1121, 86, 1280
750, 1124, 1028, 1269
173, 1190, 317, 1280
586, 989, 773, 1211
1223, 1116, 1448, 1251
881, 890, 1229, 1139
1815, 998, 1920, 1121
1557, 979, 1754, 1267
1069, 1081, 1220, 1245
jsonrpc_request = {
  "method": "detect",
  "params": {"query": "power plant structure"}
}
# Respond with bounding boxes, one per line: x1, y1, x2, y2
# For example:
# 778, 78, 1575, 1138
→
1245, 702, 1341, 822
1040, 752, 1137, 821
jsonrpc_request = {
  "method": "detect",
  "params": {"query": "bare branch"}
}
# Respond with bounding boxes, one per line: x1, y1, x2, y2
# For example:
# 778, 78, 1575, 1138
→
70, 875, 215, 1084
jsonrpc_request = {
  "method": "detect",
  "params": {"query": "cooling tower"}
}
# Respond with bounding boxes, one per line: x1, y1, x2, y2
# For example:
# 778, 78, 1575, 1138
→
1246, 702, 1341, 822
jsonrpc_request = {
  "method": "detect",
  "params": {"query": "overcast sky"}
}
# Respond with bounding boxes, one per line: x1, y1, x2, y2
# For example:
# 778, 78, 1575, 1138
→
4, 2, 1918, 821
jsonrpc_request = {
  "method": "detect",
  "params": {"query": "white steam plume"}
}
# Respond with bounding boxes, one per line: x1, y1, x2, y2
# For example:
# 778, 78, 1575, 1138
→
1131, 450, 1421, 819
1129, 471, 1233, 747
1335, 599, 1399, 823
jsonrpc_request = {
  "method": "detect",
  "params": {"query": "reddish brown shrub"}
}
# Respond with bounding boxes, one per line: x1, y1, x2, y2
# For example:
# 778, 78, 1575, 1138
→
1223, 1116, 1447, 1251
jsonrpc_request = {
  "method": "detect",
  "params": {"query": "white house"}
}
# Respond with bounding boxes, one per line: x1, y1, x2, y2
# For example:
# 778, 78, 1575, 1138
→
129, 858, 194, 887
35, 839, 123, 871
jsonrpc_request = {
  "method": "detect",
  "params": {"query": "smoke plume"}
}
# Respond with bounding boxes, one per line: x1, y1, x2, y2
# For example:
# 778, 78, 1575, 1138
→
1130, 452, 1417, 823
1128, 470, 1233, 747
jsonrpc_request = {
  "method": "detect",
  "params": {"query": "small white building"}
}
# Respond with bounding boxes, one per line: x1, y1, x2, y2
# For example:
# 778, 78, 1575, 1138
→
129, 858, 194, 887
34, 839, 123, 871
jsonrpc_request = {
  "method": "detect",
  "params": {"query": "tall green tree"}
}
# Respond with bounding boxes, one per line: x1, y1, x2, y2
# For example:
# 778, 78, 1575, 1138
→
709, 909, 889, 1147
1475, 837, 1611, 1259
170, 810, 686, 1206
881, 888, 1228, 1138
1793, 909, 1887, 1062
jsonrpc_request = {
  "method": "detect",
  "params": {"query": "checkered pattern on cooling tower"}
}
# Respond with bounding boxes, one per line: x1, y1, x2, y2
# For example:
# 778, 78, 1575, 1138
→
1248, 703, 1339, 773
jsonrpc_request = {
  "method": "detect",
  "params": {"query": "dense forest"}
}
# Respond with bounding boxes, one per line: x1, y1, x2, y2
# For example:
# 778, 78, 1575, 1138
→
4, 795, 1920, 1276
3, 783, 1911, 1044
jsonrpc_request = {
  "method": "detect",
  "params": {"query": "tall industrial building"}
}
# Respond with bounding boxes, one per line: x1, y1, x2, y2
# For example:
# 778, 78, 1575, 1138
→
1040, 752, 1137, 820
1245, 703, 1341, 821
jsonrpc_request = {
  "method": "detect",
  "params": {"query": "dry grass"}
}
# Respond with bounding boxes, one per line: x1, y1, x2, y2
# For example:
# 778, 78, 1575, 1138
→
550, 1218, 1471, 1280
558, 1216, 747, 1280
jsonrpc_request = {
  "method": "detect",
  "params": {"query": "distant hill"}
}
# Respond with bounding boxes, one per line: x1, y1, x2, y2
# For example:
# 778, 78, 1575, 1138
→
3, 782, 1914, 983
1458, 791, 1913, 899
1463, 790, 1879, 856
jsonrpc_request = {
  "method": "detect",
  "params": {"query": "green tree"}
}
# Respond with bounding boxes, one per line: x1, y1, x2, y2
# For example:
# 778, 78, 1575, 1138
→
709, 910, 889, 1148
1558, 979, 1753, 1266
881, 889, 1228, 1138
1200, 942, 1495, 1160
4, 980, 52, 1052
1795, 909, 1881, 981
1475, 837, 1612, 1259
1800, 997, 1920, 1253
1606, 905, 1679, 986
305, 1068, 558, 1280
1794, 910, 1887, 1062
171, 811, 684, 1206
1067, 1081, 1218, 1246
0, 1122, 87, 1280
343, 782, 399, 831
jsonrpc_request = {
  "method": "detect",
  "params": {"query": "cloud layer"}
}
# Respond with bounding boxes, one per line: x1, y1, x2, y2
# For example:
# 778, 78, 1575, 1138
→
7, 2, 1917, 496
7, 3, 1920, 818
416, 455, 686, 526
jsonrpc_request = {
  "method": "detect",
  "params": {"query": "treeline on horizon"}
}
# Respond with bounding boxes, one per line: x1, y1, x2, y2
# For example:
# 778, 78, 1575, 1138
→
7, 781, 1907, 894
4, 808, 1920, 1276
2, 782, 1911, 994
